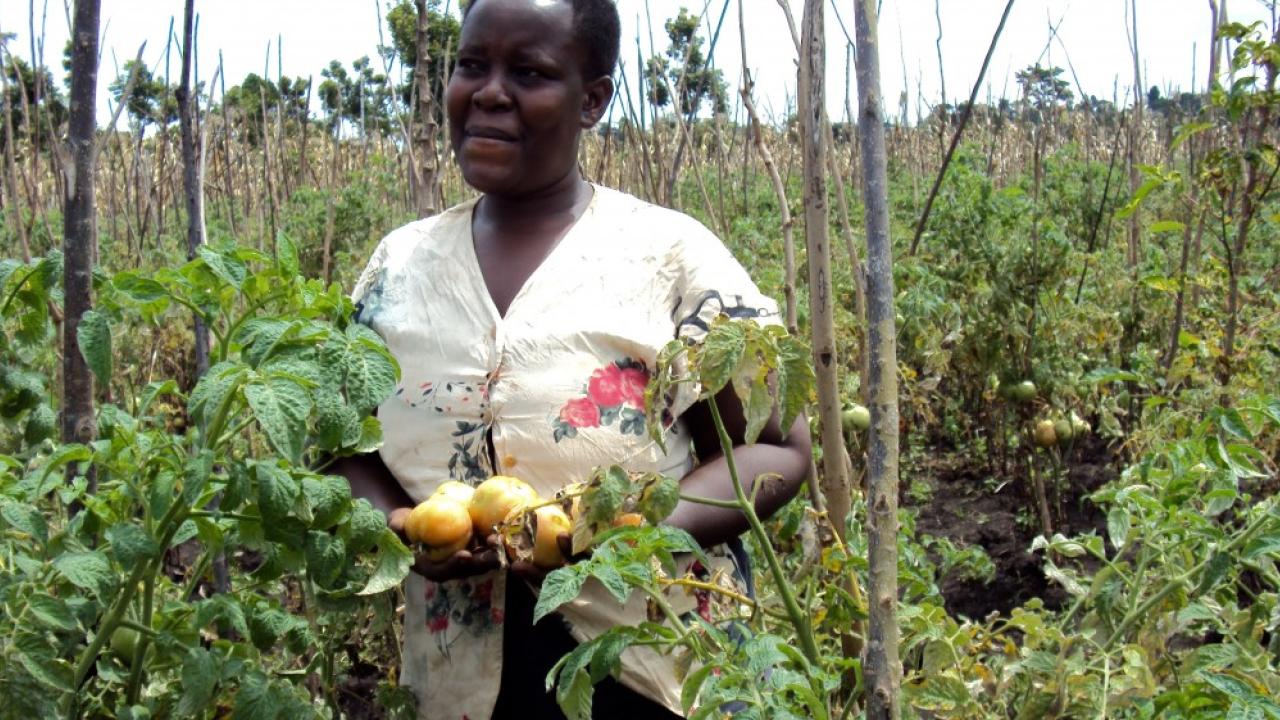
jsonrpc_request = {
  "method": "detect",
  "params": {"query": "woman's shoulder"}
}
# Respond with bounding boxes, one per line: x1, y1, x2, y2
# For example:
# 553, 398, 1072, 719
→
376, 196, 479, 258
590, 184, 718, 241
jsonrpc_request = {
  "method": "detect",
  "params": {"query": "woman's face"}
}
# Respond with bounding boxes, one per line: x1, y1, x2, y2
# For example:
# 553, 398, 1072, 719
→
446, 0, 612, 197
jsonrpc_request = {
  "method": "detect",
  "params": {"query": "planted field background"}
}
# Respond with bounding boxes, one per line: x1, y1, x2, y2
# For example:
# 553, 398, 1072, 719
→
1, 0, 1279, 718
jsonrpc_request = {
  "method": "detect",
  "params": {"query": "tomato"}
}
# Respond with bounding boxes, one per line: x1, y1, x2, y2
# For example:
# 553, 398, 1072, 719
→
110, 626, 140, 663
842, 404, 871, 434
1053, 418, 1074, 444
611, 512, 644, 528
531, 505, 572, 569
1011, 380, 1037, 404
1033, 419, 1057, 448
1071, 413, 1091, 436
469, 475, 539, 535
405, 495, 473, 550
433, 480, 475, 506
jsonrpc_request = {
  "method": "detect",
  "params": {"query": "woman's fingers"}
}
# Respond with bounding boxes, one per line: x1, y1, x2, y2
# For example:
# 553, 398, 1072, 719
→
387, 507, 412, 542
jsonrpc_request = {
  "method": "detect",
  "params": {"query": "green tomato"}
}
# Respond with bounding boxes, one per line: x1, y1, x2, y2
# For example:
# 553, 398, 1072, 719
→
110, 627, 140, 663
1053, 418, 1074, 444
842, 404, 871, 434
1011, 380, 1037, 404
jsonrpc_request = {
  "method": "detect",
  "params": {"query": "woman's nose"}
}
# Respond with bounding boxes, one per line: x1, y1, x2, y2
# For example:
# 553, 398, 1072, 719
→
473, 72, 512, 110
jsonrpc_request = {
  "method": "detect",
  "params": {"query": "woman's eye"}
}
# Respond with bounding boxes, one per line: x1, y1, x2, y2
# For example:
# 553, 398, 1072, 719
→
455, 58, 484, 74
515, 67, 545, 80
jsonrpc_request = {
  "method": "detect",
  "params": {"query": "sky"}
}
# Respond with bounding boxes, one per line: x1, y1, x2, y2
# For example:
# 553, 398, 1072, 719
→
0, 0, 1273, 126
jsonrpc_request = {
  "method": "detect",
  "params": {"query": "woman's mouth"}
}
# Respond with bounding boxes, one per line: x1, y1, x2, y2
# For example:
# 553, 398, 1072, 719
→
466, 127, 518, 142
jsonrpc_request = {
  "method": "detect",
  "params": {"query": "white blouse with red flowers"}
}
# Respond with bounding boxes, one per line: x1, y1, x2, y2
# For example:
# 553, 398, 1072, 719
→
351, 184, 779, 719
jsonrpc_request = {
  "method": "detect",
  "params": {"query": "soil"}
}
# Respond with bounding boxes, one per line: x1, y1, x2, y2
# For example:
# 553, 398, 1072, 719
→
910, 433, 1118, 621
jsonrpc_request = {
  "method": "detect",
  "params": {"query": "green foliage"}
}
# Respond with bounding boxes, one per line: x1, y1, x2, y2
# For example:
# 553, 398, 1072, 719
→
645, 7, 728, 119
0, 240, 410, 717
109, 59, 178, 128
384, 0, 460, 115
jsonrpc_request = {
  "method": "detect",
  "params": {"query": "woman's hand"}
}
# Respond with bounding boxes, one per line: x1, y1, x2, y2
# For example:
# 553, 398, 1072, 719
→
388, 507, 503, 582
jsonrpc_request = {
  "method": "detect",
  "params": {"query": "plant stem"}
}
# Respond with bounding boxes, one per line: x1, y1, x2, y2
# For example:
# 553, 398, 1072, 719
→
706, 398, 821, 665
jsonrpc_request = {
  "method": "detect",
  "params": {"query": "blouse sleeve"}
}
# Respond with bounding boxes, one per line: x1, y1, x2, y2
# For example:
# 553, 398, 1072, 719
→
670, 217, 781, 344
665, 216, 781, 418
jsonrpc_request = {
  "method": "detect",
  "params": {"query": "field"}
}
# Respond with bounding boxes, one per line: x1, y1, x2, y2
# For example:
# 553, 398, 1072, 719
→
1, 1, 1279, 718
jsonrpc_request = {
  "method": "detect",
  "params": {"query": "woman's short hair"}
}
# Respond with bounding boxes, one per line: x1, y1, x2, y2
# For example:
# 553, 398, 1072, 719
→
462, 0, 621, 80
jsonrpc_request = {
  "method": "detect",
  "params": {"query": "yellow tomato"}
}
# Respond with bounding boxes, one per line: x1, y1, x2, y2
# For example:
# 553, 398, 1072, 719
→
532, 505, 572, 569
469, 475, 539, 535
405, 495, 474, 549
433, 480, 476, 506
611, 512, 645, 528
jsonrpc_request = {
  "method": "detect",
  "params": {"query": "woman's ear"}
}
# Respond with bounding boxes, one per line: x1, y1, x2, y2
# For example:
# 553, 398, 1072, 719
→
579, 76, 615, 128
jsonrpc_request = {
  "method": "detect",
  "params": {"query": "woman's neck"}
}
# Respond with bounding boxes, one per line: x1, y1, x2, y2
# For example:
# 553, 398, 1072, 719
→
476, 170, 592, 228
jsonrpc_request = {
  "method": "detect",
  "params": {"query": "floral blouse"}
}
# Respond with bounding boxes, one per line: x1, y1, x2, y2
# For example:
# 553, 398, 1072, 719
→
352, 184, 779, 718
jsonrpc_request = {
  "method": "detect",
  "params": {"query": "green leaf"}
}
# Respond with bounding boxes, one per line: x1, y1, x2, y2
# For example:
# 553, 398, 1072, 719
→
555, 666, 594, 720
775, 332, 814, 439
344, 499, 386, 553
53, 551, 114, 597
305, 531, 346, 587
682, 664, 717, 713
357, 528, 412, 596
697, 319, 746, 395
177, 649, 221, 717
1117, 175, 1164, 218
275, 232, 300, 279
106, 523, 160, 566
535, 565, 587, 622
232, 671, 283, 720
188, 362, 248, 428
245, 376, 312, 464
1149, 220, 1186, 234
14, 631, 72, 691
76, 309, 112, 386
255, 463, 299, 527
1, 500, 48, 545
343, 324, 399, 415
113, 272, 170, 303
198, 246, 247, 291
314, 392, 362, 452
29, 595, 77, 631
247, 606, 294, 651
1107, 507, 1131, 551
183, 450, 215, 504
302, 475, 351, 530
583, 466, 628, 528
588, 628, 636, 682
354, 416, 384, 453
638, 475, 680, 525
1194, 550, 1233, 596
588, 563, 630, 604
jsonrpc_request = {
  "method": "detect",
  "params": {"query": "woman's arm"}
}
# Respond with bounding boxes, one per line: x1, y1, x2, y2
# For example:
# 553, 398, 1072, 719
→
328, 451, 414, 517
663, 386, 812, 548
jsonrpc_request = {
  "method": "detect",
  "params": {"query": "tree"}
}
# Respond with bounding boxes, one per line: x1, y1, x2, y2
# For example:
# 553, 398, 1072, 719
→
318, 57, 394, 137
109, 59, 176, 130
1, 53, 67, 151
1015, 64, 1073, 123
851, 0, 902, 714
385, 0, 459, 120
62, 0, 101, 475
646, 7, 727, 121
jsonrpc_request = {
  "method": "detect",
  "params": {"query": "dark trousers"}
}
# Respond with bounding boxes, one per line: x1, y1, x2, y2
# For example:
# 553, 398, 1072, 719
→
490, 578, 682, 720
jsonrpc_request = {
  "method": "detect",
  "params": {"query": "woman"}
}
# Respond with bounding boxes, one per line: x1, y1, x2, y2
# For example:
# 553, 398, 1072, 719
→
335, 0, 811, 717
